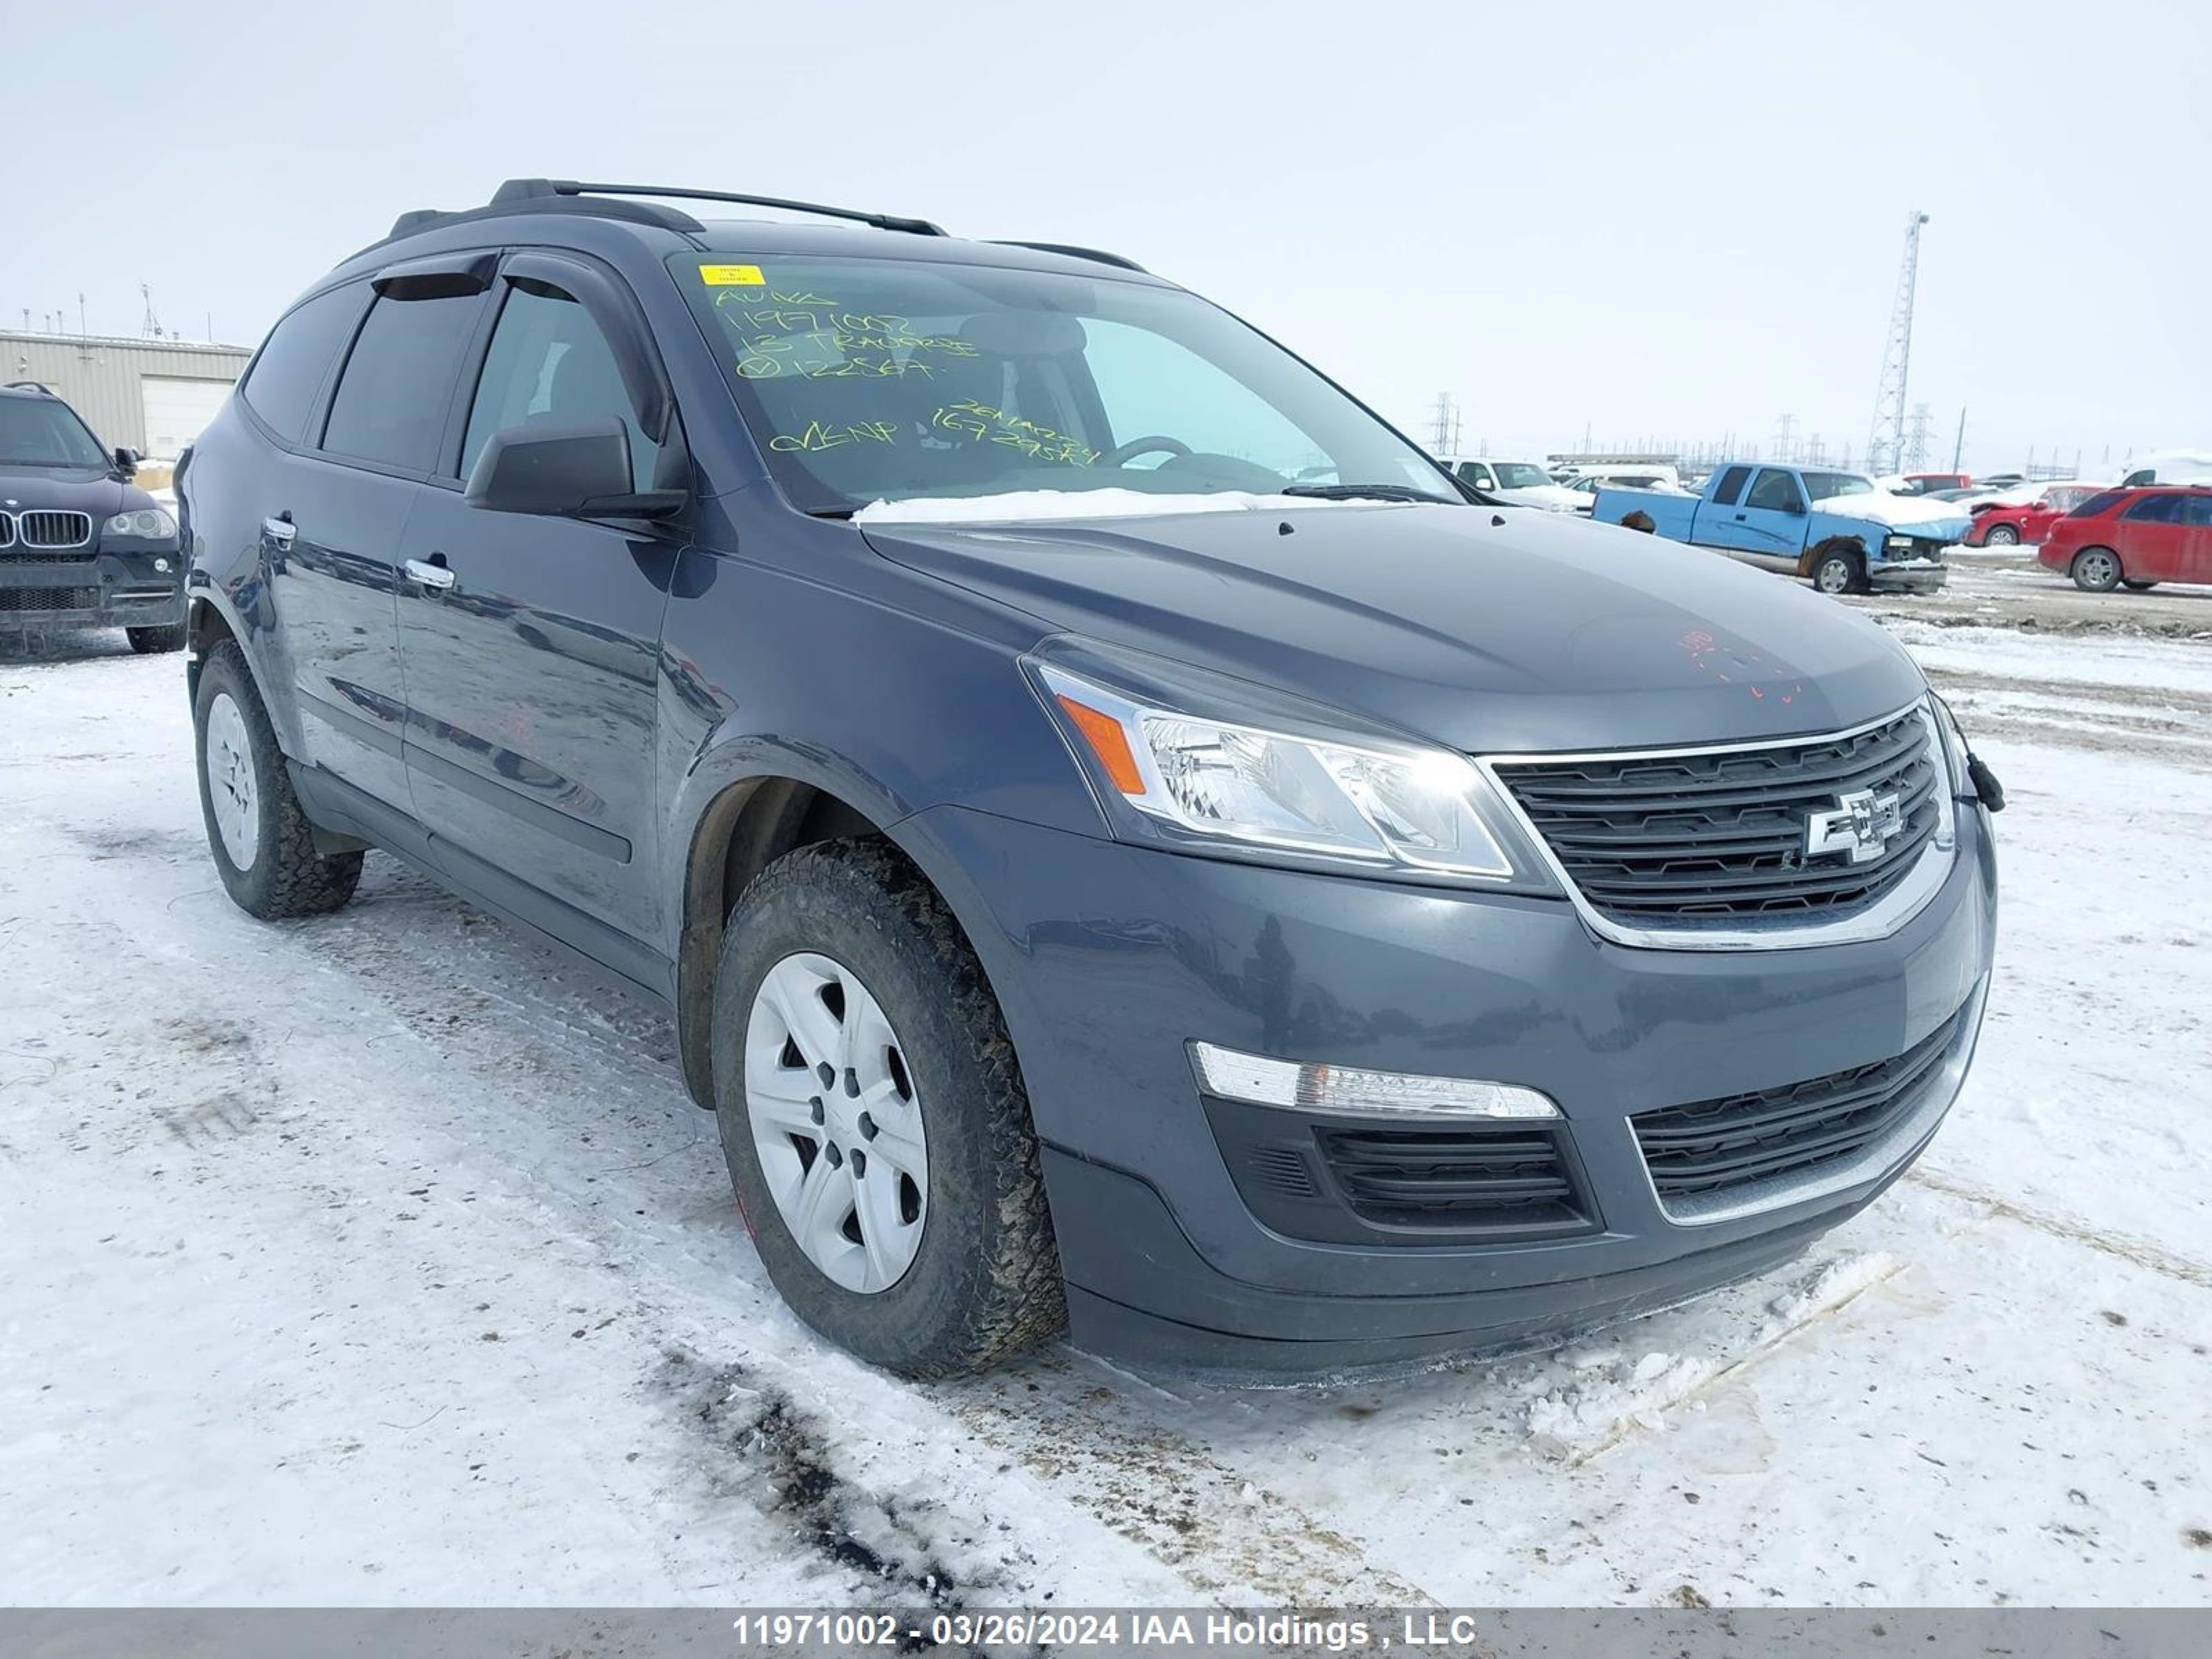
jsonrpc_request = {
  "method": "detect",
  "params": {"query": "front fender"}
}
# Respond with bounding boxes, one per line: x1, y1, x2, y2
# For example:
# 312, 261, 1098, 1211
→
1797, 515, 1871, 577
653, 545, 1114, 962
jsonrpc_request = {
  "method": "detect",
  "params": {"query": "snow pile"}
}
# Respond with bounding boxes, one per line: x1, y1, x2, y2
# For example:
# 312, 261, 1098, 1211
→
1812, 491, 1971, 529
1519, 1250, 1901, 1461
1523, 1349, 1715, 1458
854, 488, 1390, 525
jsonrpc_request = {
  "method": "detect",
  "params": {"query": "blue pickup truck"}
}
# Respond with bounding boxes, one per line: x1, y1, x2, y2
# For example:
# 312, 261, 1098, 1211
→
1594, 464, 1969, 594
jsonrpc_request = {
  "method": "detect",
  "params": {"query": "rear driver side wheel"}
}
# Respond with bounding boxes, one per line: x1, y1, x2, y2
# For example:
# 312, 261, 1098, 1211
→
2070, 547, 2123, 592
192, 641, 364, 918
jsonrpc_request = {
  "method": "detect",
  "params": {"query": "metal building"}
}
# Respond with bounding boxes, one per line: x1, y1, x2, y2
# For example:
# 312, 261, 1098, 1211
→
2, 330, 253, 462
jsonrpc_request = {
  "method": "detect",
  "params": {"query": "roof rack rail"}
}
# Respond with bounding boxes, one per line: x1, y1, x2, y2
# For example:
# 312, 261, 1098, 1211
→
3, 380, 55, 393
491, 178, 947, 237
382, 192, 704, 244
989, 240, 1146, 273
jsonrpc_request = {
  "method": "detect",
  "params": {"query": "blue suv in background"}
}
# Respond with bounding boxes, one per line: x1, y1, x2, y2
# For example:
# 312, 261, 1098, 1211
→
179, 180, 2000, 1377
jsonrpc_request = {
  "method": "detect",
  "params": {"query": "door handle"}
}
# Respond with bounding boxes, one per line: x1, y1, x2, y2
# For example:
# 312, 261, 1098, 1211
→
404, 556, 456, 591
1734, 512, 1747, 521
263, 514, 296, 547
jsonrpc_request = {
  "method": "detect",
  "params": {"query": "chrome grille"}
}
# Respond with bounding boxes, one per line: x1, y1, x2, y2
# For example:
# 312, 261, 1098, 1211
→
1492, 709, 1942, 926
2, 509, 94, 550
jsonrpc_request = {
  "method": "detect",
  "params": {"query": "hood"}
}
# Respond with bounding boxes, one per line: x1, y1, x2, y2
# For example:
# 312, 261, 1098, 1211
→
0, 466, 139, 518
863, 503, 1926, 753
1815, 491, 1971, 538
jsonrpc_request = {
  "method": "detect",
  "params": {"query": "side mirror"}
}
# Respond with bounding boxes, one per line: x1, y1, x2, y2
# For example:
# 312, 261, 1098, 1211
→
112, 446, 140, 477
464, 418, 679, 518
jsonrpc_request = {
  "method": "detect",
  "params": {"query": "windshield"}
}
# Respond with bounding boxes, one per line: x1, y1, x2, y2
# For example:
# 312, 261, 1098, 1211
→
0, 396, 107, 469
669, 254, 1457, 514
1803, 471, 1874, 500
1490, 462, 1554, 489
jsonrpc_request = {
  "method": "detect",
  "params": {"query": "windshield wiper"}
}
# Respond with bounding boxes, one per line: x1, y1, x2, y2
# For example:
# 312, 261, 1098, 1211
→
805, 505, 860, 520
1280, 482, 1446, 504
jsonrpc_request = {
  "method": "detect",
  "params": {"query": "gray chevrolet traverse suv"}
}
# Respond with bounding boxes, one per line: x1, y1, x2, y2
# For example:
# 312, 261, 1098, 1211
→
178, 179, 2000, 1377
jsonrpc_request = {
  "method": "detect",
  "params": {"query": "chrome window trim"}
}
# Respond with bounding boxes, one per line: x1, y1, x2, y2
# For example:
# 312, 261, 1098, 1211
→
1637, 976, 1987, 1226
1476, 699, 1958, 953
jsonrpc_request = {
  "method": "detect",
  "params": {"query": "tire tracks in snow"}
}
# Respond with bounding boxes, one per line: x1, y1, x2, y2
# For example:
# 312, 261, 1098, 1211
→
935, 1356, 1433, 1605
288, 861, 1418, 1604
1906, 1166, 2212, 1290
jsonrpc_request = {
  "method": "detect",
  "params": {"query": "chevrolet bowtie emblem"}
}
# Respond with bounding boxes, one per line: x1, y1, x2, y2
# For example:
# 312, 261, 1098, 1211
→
1806, 787, 1904, 864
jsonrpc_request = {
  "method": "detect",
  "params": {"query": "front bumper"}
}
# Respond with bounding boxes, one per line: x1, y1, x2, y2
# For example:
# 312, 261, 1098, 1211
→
906, 801, 1998, 1374
0, 547, 185, 627
1868, 555, 1949, 592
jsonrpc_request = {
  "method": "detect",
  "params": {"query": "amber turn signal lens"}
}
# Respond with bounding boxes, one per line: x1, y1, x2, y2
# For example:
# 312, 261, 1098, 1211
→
1056, 695, 1148, 796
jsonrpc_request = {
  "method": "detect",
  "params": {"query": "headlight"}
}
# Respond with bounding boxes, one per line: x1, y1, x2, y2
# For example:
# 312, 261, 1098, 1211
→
104, 507, 177, 540
1924, 693, 1972, 793
1029, 646, 1547, 888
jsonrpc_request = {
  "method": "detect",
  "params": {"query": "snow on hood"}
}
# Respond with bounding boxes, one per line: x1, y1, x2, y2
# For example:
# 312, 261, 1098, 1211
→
854, 488, 1381, 525
1812, 491, 1970, 529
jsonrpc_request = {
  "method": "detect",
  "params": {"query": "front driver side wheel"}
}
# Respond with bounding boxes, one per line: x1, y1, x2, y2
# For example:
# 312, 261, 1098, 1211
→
192, 641, 364, 918
711, 838, 1064, 1377
1812, 547, 1866, 595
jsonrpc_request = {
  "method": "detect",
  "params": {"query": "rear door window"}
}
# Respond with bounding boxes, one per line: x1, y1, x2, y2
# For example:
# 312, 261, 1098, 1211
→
319, 292, 485, 472
2121, 493, 2185, 523
241, 283, 369, 444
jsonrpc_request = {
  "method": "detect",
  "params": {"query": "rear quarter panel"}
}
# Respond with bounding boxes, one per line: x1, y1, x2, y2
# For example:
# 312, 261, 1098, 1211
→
1591, 487, 1698, 538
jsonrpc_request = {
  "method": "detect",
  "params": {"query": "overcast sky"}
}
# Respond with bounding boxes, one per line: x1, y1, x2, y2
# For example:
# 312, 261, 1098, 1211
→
3, 0, 2202, 474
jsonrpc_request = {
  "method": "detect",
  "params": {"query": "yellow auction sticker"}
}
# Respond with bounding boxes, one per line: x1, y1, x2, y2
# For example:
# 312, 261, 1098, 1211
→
697, 263, 767, 287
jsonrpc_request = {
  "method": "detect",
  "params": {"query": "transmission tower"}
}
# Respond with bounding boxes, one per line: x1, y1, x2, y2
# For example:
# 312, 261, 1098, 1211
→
1866, 211, 1930, 476
1430, 392, 1459, 457
1903, 403, 1934, 472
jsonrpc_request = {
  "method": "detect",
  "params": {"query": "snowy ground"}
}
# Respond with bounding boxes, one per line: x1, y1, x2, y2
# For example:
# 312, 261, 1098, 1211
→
3, 614, 2210, 1610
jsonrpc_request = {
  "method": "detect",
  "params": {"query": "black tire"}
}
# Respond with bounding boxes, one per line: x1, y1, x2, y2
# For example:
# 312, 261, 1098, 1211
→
1982, 524, 2020, 547
1811, 546, 1867, 596
127, 621, 187, 654
711, 838, 1063, 1377
192, 640, 364, 918
2070, 547, 2123, 592
2121, 579, 2159, 591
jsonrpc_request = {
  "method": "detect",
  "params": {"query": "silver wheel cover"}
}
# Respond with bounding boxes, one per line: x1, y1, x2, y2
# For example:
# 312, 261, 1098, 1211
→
204, 692, 260, 871
744, 953, 929, 1294
1816, 559, 1852, 593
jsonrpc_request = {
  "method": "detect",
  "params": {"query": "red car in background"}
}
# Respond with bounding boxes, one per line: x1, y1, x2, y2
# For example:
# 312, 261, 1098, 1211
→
2038, 487, 2212, 590
1966, 482, 2102, 546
